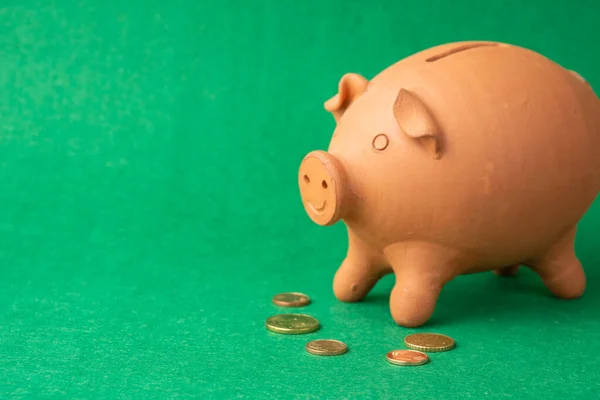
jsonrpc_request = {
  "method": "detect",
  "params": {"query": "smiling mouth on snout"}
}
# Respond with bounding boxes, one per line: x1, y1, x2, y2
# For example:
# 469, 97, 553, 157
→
307, 201, 327, 215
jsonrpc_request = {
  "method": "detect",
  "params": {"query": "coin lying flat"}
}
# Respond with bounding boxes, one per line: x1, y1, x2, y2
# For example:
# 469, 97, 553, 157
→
386, 350, 429, 366
404, 333, 455, 352
272, 292, 311, 307
305, 340, 347, 356
265, 314, 320, 334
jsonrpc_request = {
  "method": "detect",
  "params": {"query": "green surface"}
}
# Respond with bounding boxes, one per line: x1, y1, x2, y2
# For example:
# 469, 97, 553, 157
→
1, 0, 600, 398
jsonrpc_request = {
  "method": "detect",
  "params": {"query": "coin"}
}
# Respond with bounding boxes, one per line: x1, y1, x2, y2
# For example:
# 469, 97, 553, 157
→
265, 314, 320, 334
386, 350, 429, 366
404, 333, 455, 352
305, 340, 348, 356
272, 292, 311, 307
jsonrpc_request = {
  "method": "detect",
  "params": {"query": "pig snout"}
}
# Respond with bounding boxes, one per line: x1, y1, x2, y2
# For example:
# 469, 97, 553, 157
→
298, 150, 349, 226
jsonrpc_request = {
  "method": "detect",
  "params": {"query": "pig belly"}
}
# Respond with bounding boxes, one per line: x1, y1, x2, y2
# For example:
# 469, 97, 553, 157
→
420, 190, 594, 268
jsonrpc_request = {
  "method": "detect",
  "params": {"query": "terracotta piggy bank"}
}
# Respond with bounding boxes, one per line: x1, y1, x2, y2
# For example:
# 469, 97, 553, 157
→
298, 41, 600, 327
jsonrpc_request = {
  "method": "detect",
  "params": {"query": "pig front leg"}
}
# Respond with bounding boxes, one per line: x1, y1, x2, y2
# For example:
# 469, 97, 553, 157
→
384, 242, 461, 328
333, 230, 390, 302
527, 227, 586, 299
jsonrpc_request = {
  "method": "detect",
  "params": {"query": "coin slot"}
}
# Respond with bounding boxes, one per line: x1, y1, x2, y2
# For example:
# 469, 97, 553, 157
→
426, 43, 499, 62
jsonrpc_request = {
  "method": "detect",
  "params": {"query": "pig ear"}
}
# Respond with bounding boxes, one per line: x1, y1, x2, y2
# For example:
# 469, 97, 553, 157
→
393, 89, 443, 159
324, 73, 369, 122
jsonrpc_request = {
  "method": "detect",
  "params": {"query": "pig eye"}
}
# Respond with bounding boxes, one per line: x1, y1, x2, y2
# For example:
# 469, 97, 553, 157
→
372, 133, 389, 151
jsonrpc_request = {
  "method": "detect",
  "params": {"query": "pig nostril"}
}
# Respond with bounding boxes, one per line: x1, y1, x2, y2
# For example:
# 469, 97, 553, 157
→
303, 175, 310, 184
321, 180, 328, 189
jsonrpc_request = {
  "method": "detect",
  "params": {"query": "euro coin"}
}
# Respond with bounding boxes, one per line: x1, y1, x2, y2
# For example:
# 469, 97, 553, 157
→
404, 333, 455, 352
386, 350, 429, 366
305, 340, 347, 356
272, 292, 311, 307
265, 314, 320, 334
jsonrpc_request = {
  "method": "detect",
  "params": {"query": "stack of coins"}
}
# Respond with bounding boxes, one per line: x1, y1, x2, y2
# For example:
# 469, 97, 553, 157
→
266, 292, 456, 364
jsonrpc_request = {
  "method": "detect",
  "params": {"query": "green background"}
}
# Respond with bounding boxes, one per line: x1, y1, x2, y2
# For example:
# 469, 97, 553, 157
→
1, 0, 599, 398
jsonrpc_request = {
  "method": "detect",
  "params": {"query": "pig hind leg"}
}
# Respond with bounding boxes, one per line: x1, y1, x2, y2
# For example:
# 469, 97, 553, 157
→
527, 227, 586, 299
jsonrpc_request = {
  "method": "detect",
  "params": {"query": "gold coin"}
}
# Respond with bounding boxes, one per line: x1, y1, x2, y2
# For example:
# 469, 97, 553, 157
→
272, 292, 311, 307
386, 350, 429, 366
265, 314, 320, 334
404, 333, 455, 352
305, 340, 348, 356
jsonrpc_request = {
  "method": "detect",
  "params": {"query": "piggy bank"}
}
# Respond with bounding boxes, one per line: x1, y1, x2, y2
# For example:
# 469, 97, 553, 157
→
298, 41, 600, 327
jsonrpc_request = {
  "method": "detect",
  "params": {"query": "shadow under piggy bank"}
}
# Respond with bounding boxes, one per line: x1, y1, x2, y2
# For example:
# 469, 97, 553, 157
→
359, 266, 600, 328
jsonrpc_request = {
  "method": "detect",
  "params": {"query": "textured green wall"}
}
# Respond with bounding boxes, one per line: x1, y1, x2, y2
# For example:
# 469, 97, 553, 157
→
1, 0, 599, 398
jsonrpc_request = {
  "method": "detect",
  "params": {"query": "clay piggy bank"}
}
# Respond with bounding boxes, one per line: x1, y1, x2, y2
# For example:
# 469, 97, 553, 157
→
298, 41, 600, 327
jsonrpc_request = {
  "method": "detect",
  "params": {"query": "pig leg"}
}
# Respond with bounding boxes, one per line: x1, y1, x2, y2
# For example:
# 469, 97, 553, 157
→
385, 243, 460, 328
333, 230, 389, 302
494, 265, 520, 277
528, 227, 586, 299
